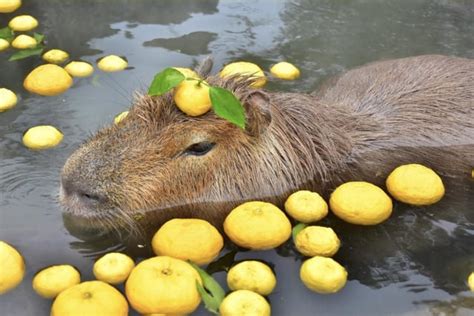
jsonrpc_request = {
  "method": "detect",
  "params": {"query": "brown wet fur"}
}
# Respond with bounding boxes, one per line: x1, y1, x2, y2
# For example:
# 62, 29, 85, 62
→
60, 55, 474, 234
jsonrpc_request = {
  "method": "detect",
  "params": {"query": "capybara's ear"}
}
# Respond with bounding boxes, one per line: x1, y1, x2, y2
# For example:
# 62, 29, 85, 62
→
244, 91, 272, 136
195, 56, 213, 78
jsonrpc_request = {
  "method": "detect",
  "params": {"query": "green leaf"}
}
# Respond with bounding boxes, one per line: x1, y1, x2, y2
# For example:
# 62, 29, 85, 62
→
0, 27, 14, 42
191, 262, 225, 314
196, 282, 220, 315
148, 67, 185, 96
209, 86, 246, 129
292, 223, 307, 241
34, 32, 45, 44
8, 46, 44, 61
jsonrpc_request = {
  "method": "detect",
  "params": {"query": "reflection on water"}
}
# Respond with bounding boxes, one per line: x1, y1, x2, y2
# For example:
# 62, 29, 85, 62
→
0, 0, 473, 315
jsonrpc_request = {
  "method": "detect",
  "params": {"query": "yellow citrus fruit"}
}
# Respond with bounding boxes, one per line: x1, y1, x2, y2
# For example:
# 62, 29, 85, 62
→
97, 55, 128, 72
294, 226, 340, 257
51, 280, 128, 316
300, 256, 347, 294
270, 62, 300, 80
174, 67, 199, 79
126, 256, 202, 315
152, 218, 223, 265
227, 261, 276, 296
173, 80, 211, 116
24, 64, 73, 96
114, 111, 129, 124
468, 272, 474, 292
0, 0, 22, 13
386, 164, 445, 206
0, 241, 25, 295
22, 125, 63, 150
284, 190, 328, 223
93, 253, 135, 285
9, 15, 38, 31
32, 265, 80, 299
42, 49, 69, 64
0, 38, 10, 51
329, 181, 393, 225
11, 34, 37, 49
219, 290, 271, 316
64, 61, 94, 77
220, 61, 267, 88
224, 201, 292, 250
0, 88, 17, 112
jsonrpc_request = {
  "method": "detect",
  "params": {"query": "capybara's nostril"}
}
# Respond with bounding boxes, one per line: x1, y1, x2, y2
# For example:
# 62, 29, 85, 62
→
78, 191, 106, 204
61, 175, 108, 206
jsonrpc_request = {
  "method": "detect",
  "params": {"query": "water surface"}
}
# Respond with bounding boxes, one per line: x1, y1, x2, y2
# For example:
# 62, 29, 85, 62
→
1, 1, 473, 315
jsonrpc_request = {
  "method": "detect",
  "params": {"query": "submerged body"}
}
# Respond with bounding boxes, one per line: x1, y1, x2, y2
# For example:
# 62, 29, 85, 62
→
60, 55, 473, 233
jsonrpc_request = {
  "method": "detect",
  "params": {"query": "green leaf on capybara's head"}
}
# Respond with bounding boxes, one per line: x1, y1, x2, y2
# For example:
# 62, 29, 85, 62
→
209, 86, 246, 129
148, 67, 185, 96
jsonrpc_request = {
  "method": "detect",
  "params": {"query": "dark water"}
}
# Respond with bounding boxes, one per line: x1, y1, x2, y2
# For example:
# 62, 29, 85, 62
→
1, 0, 473, 315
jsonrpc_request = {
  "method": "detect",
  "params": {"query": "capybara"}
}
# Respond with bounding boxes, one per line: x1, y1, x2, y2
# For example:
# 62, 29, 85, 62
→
60, 55, 473, 235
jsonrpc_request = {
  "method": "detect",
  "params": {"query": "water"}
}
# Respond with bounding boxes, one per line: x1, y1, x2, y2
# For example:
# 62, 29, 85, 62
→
1, 0, 473, 315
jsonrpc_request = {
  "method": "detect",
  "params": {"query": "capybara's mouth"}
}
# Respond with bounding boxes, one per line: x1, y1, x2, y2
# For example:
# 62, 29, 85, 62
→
59, 183, 143, 240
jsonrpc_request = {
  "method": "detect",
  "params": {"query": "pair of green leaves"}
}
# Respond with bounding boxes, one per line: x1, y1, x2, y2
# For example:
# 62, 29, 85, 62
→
190, 262, 226, 315
0, 27, 46, 61
148, 68, 246, 129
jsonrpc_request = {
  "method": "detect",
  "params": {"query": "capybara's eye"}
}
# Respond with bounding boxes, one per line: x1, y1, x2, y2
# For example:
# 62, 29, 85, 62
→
184, 142, 215, 156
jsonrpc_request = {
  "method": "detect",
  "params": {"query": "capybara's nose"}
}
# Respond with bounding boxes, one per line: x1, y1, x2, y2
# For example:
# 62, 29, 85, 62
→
61, 175, 108, 207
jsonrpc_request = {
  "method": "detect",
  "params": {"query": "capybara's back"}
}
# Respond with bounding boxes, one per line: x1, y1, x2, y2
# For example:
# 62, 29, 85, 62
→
314, 55, 473, 185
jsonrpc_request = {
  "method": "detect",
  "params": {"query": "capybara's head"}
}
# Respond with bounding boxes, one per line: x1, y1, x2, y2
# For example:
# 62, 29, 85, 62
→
60, 68, 293, 236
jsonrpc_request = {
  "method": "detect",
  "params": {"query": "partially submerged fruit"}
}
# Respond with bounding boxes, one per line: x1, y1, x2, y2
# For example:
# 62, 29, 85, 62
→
219, 290, 271, 316
97, 55, 128, 72
173, 80, 211, 116
8, 15, 38, 32
284, 190, 328, 223
0, 0, 22, 13
173, 67, 199, 79
468, 272, 474, 292
22, 125, 63, 150
227, 260, 277, 296
50, 281, 128, 316
125, 256, 201, 315
64, 61, 94, 77
43, 49, 69, 64
93, 253, 135, 285
386, 164, 445, 206
11, 34, 37, 49
0, 241, 25, 295
224, 201, 292, 250
300, 256, 347, 294
32, 265, 81, 299
270, 62, 300, 80
220, 61, 267, 88
151, 218, 223, 265
294, 226, 340, 257
0, 39, 10, 52
114, 111, 129, 124
329, 181, 393, 225
24, 64, 73, 96
0, 88, 17, 112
